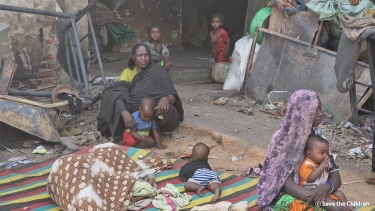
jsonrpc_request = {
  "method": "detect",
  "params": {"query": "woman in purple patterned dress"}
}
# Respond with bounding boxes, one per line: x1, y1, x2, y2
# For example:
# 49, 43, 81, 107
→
257, 90, 351, 211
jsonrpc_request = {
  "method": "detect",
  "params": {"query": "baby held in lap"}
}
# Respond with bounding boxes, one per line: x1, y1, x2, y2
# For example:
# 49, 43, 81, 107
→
299, 135, 350, 205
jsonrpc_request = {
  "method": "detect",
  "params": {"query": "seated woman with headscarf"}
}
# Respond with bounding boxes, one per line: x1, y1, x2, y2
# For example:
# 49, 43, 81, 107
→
97, 42, 183, 148
257, 90, 352, 211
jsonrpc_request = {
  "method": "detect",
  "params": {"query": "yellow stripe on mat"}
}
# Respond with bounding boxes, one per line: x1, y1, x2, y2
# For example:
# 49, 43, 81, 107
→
45, 208, 61, 211
356, 206, 375, 211
156, 173, 179, 183
130, 149, 151, 161
0, 170, 51, 185
248, 200, 257, 208
0, 193, 51, 206
0, 181, 47, 197
183, 176, 258, 209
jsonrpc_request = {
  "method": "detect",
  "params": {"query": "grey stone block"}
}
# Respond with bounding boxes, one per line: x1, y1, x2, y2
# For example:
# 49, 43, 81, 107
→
60, 137, 79, 152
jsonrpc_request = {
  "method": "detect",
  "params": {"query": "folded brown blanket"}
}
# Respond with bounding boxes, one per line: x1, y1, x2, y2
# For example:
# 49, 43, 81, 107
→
46, 143, 172, 210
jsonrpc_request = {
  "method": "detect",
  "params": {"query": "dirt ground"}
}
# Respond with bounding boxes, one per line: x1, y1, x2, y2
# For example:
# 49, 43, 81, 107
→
0, 82, 374, 205
2, 42, 375, 205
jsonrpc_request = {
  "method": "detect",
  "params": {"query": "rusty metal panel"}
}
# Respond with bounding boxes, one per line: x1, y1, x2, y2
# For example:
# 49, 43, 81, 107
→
245, 29, 369, 124
0, 59, 16, 95
268, 8, 319, 43
0, 99, 60, 142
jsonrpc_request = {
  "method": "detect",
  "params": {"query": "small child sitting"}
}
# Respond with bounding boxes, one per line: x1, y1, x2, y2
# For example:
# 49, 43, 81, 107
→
145, 25, 171, 70
123, 96, 167, 149
179, 143, 221, 201
299, 135, 348, 203
210, 13, 230, 63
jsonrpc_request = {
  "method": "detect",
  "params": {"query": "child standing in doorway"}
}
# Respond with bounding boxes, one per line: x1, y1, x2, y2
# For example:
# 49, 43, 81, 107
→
145, 25, 172, 70
210, 13, 230, 63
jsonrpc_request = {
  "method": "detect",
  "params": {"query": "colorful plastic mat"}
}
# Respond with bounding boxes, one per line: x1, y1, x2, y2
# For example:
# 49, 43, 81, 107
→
1, 146, 371, 211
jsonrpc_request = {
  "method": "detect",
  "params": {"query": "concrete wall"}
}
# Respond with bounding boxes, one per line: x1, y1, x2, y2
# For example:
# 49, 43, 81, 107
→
0, 0, 88, 89
110, 0, 183, 52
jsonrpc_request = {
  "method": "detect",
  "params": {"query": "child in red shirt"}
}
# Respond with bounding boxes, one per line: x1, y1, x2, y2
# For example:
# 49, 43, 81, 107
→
210, 13, 230, 63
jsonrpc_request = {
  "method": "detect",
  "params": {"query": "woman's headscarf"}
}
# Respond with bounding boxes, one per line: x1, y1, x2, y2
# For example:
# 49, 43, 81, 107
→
128, 42, 153, 69
257, 90, 319, 210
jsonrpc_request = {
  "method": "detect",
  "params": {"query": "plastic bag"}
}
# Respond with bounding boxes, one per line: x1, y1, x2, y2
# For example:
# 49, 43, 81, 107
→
223, 36, 260, 91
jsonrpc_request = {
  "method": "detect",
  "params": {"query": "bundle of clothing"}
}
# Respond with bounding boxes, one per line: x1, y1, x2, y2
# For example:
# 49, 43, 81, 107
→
335, 12, 375, 93
268, 0, 309, 15
56, 92, 83, 115
306, 0, 375, 38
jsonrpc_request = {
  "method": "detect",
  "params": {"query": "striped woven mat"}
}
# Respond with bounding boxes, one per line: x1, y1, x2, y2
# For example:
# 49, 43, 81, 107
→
1, 146, 372, 211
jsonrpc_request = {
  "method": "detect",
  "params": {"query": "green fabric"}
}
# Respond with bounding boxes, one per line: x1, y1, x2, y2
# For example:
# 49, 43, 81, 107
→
274, 194, 327, 211
152, 184, 191, 210
132, 180, 157, 197
105, 23, 135, 43
274, 194, 296, 211
306, 0, 375, 38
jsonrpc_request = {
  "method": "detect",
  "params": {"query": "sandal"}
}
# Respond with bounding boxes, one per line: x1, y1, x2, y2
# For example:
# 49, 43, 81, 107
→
365, 177, 375, 185
254, 163, 263, 176
242, 163, 263, 178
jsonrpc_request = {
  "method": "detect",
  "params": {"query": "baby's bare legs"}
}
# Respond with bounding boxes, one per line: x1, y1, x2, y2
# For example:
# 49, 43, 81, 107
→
184, 181, 205, 196
135, 137, 156, 149
208, 182, 221, 202
331, 190, 354, 211
332, 190, 348, 203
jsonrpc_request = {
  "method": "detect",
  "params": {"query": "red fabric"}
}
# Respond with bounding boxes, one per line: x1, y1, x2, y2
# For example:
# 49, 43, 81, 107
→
210, 28, 230, 63
215, 50, 230, 63
123, 131, 137, 146
122, 131, 152, 147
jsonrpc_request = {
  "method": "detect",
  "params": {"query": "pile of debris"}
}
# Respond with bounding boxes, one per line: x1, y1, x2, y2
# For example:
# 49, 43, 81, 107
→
320, 121, 373, 163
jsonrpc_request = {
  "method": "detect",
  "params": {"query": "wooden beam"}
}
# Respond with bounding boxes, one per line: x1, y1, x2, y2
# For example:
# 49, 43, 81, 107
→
345, 89, 373, 123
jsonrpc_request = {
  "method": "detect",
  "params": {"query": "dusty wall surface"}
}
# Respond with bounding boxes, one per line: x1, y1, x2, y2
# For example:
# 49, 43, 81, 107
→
0, 0, 88, 89
112, 0, 183, 52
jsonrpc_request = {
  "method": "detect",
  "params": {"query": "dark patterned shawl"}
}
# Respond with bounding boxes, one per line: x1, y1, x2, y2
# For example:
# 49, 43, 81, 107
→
97, 42, 183, 136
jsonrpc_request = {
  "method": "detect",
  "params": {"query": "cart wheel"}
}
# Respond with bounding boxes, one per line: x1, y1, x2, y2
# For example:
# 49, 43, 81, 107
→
250, 7, 271, 45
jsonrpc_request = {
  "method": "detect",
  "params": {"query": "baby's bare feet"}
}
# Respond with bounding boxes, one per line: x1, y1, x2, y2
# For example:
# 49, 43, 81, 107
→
197, 186, 205, 197
211, 189, 220, 202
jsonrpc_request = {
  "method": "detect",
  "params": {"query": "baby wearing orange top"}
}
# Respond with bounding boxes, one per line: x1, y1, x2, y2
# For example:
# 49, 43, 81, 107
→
299, 135, 349, 204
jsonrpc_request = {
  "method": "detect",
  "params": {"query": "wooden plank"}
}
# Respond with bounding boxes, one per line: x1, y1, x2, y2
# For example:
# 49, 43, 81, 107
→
344, 89, 373, 123
0, 94, 69, 108
0, 59, 16, 95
